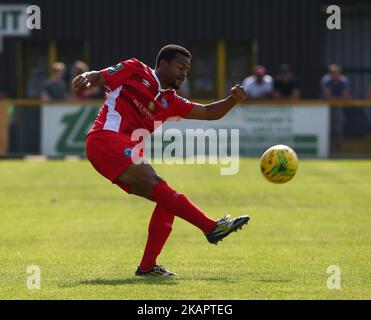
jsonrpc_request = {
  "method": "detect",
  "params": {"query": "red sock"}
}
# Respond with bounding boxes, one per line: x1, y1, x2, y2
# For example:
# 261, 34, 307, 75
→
140, 204, 174, 272
151, 181, 216, 234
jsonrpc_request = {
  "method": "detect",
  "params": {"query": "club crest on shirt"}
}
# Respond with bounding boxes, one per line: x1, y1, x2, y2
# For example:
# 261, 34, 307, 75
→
107, 63, 123, 75
161, 97, 169, 108
148, 101, 155, 111
123, 147, 132, 158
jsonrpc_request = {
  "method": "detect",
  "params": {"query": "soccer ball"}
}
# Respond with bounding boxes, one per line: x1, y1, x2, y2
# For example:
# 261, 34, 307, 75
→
260, 145, 298, 183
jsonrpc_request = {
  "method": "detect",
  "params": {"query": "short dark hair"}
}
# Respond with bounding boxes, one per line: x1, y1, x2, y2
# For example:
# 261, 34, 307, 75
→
156, 44, 191, 68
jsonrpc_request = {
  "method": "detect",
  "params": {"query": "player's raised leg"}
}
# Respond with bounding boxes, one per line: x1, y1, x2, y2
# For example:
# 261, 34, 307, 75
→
117, 163, 250, 240
117, 163, 217, 233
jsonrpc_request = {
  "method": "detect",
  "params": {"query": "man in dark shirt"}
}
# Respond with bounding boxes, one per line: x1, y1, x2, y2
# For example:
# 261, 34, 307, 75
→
41, 62, 67, 101
320, 64, 351, 99
320, 64, 351, 154
273, 64, 300, 99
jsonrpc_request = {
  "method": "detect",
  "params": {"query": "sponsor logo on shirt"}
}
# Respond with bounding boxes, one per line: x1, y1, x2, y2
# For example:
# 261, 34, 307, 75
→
107, 63, 123, 75
161, 97, 169, 108
133, 99, 154, 121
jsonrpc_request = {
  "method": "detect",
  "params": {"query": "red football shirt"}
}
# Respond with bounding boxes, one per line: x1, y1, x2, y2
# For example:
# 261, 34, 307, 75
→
88, 58, 194, 136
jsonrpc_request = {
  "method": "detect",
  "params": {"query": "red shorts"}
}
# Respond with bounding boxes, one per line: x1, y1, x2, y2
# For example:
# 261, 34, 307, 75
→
85, 130, 143, 193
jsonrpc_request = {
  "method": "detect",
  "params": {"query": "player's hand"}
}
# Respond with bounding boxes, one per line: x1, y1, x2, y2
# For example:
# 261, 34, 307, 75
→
72, 74, 92, 91
230, 84, 248, 101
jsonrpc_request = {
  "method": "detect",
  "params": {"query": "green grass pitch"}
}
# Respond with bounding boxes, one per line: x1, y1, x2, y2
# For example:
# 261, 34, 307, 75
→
0, 158, 370, 300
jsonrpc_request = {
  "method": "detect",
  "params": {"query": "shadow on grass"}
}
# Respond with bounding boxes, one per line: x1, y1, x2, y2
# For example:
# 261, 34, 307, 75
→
257, 279, 291, 283
57, 275, 239, 288
80, 278, 178, 286
74, 276, 237, 287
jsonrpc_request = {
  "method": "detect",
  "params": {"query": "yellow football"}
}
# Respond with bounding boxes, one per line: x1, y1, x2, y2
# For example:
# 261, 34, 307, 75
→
260, 145, 298, 183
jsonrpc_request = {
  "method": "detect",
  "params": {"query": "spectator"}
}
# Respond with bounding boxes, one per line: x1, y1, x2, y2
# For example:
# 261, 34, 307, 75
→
273, 64, 300, 99
70, 60, 100, 99
41, 62, 67, 102
26, 56, 48, 98
320, 64, 351, 99
320, 64, 351, 155
242, 65, 273, 99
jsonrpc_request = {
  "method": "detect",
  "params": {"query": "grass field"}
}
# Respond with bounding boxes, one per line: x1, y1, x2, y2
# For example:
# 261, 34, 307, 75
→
0, 158, 370, 300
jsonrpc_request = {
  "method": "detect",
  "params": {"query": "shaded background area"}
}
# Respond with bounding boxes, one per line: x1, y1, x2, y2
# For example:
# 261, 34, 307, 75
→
0, 0, 331, 98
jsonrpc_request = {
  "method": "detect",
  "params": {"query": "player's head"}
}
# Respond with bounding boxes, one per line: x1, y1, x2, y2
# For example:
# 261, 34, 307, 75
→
155, 44, 191, 90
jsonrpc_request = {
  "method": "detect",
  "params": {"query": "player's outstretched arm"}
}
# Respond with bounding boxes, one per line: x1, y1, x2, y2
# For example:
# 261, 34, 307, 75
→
184, 84, 248, 120
72, 71, 106, 92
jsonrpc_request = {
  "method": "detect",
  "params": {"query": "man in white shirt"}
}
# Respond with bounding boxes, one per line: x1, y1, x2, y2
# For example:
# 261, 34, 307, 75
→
242, 65, 273, 99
